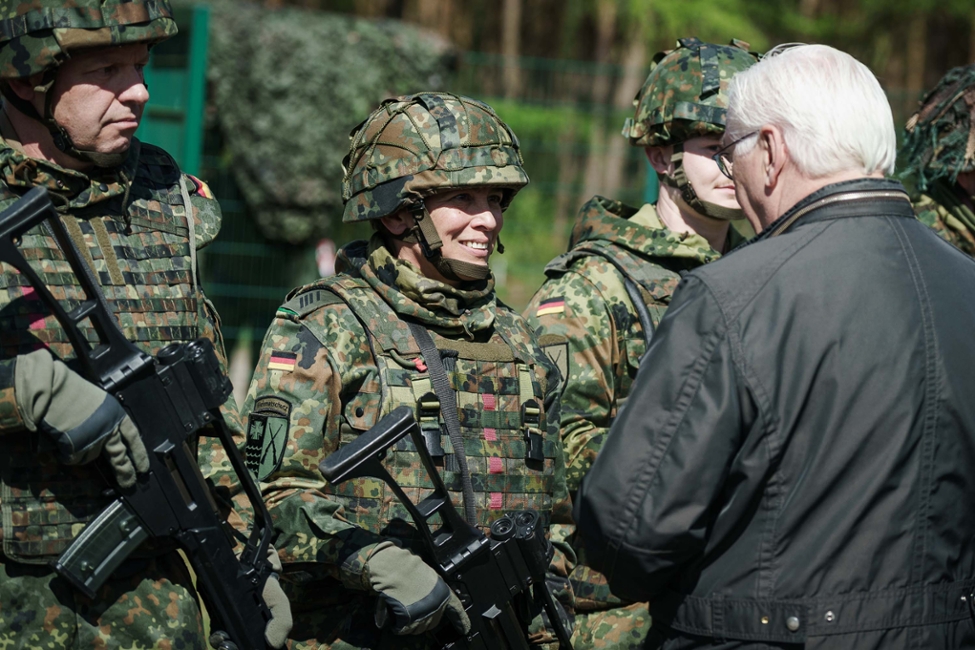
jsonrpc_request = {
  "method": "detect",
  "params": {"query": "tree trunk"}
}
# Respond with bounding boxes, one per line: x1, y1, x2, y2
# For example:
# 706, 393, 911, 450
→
905, 12, 927, 113
602, 32, 646, 198
553, 120, 582, 237
799, 0, 821, 18
580, 0, 619, 203
970, 8, 975, 65
403, 0, 452, 38
502, 0, 523, 99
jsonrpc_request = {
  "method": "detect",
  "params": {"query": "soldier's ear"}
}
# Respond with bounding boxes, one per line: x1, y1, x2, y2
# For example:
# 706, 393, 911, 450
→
5, 74, 42, 102
380, 210, 412, 236
645, 145, 673, 176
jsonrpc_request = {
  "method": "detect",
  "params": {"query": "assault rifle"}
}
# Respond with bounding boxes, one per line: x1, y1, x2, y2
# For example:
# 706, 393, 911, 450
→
0, 187, 275, 650
319, 405, 574, 650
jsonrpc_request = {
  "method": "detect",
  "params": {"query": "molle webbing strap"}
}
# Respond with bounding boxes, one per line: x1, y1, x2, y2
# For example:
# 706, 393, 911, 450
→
415, 93, 461, 150
58, 214, 98, 278
698, 44, 721, 98
518, 364, 544, 462
90, 217, 124, 286
179, 175, 199, 304
438, 339, 514, 362
407, 322, 478, 526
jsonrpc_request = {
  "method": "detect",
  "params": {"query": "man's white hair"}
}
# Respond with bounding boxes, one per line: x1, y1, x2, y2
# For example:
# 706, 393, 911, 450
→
727, 44, 896, 178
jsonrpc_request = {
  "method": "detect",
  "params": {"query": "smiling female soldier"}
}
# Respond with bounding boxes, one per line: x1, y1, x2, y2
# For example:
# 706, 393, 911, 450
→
238, 92, 573, 650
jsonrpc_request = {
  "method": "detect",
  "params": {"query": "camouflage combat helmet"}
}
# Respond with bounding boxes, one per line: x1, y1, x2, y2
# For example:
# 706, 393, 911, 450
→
902, 64, 975, 193
0, 0, 177, 167
342, 92, 529, 282
623, 37, 757, 220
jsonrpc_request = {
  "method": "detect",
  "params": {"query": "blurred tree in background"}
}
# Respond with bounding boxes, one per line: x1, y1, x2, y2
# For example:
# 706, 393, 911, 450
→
181, 0, 974, 394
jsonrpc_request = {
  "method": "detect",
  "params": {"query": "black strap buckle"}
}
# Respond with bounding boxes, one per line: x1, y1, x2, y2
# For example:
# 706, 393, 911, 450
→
416, 392, 445, 460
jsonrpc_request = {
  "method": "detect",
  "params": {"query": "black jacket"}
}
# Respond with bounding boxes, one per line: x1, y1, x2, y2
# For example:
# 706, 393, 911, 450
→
576, 178, 975, 649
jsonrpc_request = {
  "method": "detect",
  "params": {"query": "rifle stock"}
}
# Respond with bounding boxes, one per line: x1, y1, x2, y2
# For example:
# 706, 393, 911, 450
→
320, 406, 573, 650
0, 186, 275, 650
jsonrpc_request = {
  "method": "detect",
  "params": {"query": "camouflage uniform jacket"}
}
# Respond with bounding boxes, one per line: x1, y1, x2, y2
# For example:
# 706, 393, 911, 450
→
0, 130, 234, 563
524, 195, 742, 611
913, 178, 975, 257
239, 236, 572, 644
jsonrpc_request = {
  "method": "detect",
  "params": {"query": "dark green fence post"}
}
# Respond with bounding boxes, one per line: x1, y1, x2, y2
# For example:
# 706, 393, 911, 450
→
136, 3, 210, 175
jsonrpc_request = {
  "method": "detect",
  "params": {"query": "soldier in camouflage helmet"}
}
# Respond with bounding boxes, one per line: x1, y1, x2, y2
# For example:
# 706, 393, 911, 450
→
234, 91, 574, 649
0, 0, 290, 647
524, 37, 757, 650
902, 64, 975, 256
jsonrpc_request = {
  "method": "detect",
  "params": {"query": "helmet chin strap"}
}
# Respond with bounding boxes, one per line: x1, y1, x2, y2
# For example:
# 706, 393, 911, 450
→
1, 74, 129, 169
658, 142, 744, 221
395, 202, 491, 283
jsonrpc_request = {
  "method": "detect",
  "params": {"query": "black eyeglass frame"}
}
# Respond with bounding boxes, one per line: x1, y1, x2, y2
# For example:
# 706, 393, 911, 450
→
712, 131, 759, 180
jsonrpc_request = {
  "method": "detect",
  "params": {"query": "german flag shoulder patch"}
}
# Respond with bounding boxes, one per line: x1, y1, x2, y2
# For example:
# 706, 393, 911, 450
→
268, 351, 297, 373
535, 297, 566, 317
186, 174, 214, 200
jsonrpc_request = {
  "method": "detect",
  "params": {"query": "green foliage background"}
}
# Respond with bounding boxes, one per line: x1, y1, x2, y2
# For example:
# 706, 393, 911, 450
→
205, 0, 455, 244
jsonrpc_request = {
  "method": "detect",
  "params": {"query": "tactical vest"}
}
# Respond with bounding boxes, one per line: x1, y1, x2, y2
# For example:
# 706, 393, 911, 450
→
0, 142, 212, 563
286, 275, 559, 539
546, 239, 679, 413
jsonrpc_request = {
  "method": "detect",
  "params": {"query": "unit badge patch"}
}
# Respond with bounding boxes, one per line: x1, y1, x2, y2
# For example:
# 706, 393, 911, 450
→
245, 397, 291, 481
537, 334, 569, 380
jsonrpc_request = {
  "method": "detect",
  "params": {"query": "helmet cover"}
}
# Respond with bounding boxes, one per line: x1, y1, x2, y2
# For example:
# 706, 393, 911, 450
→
902, 64, 975, 192
623, 37, 757, 147
0, 0, 177, 80
342, 92, 529, 223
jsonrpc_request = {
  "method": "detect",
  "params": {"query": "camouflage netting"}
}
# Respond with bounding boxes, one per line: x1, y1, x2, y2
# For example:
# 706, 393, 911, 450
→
204, 0, 455, 243
902, 64, 975, 193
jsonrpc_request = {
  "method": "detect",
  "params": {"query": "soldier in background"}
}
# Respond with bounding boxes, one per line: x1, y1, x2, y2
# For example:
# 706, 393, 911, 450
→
524, 38, 757, 650
0, 0, 289, 647
237, 92, 573, 649
902, 64, 975, 256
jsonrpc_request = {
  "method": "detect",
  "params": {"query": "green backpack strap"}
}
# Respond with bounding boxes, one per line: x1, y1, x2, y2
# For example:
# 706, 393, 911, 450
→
562, 242, 680, 353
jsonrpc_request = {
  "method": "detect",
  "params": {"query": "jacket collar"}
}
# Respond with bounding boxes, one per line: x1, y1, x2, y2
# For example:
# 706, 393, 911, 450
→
0, 131, 140, 210
755, 177, 912, 241
568, 195, 741, 264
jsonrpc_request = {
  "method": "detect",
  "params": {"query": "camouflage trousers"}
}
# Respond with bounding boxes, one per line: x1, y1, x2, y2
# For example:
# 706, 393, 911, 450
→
0, 552, 206, 649
570, 602, 653, 650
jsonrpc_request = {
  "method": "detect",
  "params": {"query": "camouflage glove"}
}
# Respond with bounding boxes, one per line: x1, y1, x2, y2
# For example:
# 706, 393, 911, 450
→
14, 349, 149, 488
365, 541, 471, 636
262, 545, 293, 648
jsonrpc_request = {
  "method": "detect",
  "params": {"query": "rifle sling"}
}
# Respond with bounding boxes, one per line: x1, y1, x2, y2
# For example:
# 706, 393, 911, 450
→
407, 321, 478, 527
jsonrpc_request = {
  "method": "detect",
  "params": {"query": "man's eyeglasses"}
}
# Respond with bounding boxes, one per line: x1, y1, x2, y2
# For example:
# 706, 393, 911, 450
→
713, 131, 758, 180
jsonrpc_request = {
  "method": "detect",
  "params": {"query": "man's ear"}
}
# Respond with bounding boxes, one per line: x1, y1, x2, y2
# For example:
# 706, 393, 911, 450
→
5, 74, 43, 102
644, 145, 673, 176
761, 125, 788, 190
380, 210, 411, 236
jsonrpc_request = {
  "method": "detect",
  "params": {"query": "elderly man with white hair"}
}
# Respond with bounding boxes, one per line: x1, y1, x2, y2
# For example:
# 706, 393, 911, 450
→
575, 44, 975, 649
